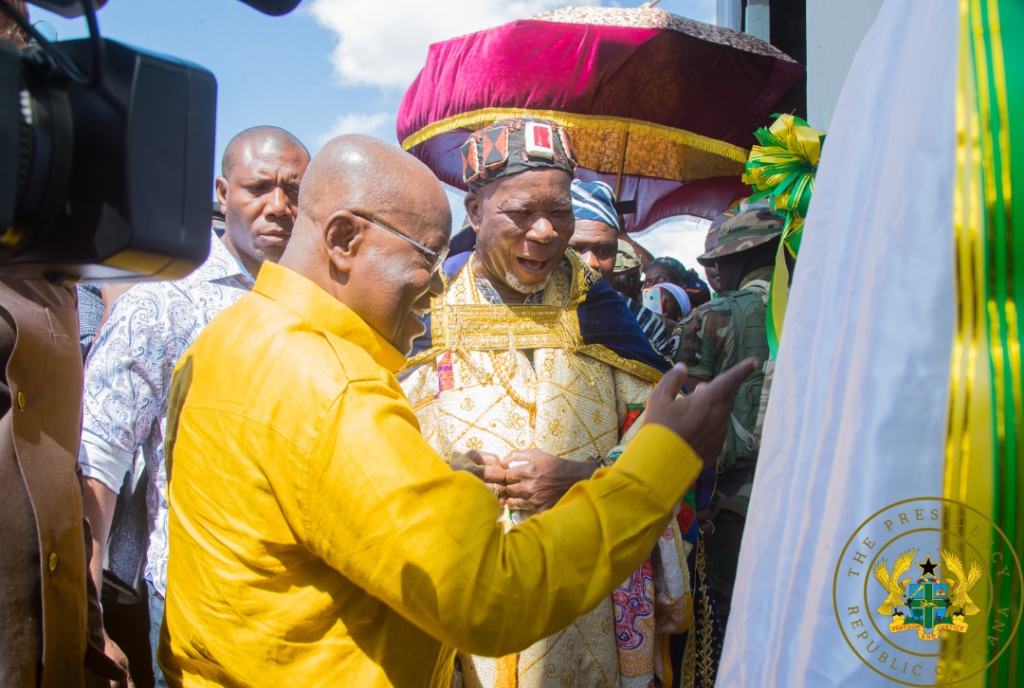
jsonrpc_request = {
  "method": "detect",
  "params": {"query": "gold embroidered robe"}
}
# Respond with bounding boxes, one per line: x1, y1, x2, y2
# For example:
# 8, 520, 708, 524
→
400, 253, 693, 688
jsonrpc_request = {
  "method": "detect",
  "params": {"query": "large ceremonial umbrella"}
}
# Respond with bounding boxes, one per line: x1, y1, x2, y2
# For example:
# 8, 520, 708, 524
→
397, 3, 804, 233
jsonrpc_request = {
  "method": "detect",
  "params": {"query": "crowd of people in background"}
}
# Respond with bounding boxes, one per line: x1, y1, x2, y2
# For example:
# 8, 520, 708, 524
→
51, 119, 776, 688
9, 2, 1010, 686
1, 10, 769, 673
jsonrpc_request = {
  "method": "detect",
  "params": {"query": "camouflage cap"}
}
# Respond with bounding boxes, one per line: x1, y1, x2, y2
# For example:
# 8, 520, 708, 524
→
696, 208, 783, 266
614, 240, 640, 272
705, 209, 736, 250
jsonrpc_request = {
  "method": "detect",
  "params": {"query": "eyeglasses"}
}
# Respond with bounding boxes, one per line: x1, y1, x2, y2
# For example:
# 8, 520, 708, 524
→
351, 211, 448, 274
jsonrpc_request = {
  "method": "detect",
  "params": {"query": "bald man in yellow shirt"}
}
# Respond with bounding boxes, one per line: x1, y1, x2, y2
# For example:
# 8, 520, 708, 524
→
158, 135, 756, 687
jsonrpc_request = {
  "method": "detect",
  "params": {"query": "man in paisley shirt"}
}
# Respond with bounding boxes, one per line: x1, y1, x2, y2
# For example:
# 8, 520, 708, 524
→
78, 126, 310, 686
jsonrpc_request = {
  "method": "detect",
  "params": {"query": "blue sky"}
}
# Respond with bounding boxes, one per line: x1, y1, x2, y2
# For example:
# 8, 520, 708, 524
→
31, 0, 719, 268
32, 0, 714, 157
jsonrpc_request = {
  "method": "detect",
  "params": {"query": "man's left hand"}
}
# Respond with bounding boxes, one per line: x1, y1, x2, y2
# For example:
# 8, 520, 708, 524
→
450, 450, 507, 500
503, 450, 598, 514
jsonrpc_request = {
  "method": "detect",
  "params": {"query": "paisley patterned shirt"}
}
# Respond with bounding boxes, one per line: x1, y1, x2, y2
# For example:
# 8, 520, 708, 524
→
79, 231, 253, 596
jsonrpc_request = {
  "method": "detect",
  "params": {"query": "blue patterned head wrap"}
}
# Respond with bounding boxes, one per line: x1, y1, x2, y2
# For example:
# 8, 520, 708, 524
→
571, 179, 620, 231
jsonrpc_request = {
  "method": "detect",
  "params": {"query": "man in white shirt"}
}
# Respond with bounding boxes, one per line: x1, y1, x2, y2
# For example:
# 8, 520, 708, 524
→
79, 125, 309, 686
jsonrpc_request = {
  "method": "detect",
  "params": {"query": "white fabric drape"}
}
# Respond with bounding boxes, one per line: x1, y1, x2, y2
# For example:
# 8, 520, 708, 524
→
716, 1, 958, 685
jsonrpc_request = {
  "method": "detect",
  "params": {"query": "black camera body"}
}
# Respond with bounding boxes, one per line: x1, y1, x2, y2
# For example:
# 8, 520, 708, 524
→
29, 1, 299, 18
0, 37, 217, 281
0, 0, 300, 282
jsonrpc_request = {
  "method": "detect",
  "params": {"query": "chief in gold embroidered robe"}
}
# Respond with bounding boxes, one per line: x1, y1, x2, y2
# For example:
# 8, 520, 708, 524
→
401, 251, 693, 688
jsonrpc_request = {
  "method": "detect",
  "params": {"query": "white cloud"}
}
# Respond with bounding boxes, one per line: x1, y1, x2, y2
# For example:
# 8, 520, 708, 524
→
636, 215, 712, 281
308, 0, 601, 89
316, 111, 394, 147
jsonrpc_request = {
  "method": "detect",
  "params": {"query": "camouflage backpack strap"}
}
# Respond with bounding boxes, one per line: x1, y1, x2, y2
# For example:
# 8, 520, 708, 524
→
753, 357, 775, 448
722, 288, 770, 364
737, 270, 773, 452
719, 289, 770, 465
730, 414, 760, 453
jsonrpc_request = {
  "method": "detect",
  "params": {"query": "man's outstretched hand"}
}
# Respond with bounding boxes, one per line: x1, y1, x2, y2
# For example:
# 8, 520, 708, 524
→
644, 359, 760, 467
502, 449, 598, 514
450, 450, 507, 500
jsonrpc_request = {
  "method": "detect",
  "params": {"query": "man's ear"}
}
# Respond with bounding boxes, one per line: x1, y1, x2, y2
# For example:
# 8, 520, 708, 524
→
214, 177, 229, 215
323, 210, 364, 275
464, 192, 483, 234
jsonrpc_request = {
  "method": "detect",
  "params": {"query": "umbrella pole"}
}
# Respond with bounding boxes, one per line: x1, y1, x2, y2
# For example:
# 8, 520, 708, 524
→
614, 130, 630, 198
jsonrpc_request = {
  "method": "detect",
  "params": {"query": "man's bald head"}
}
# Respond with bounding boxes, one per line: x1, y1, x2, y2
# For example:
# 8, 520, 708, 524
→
282, 134, 451, 355
297, 134, 449, 232
222, 126, 309, 178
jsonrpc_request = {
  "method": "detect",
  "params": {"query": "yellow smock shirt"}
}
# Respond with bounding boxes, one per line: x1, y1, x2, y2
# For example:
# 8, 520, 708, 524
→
158, 262, 701, 687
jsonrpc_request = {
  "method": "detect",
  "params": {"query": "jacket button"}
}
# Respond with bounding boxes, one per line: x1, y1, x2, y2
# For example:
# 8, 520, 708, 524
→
48, 552, 58, 573
17, 391, 26, 410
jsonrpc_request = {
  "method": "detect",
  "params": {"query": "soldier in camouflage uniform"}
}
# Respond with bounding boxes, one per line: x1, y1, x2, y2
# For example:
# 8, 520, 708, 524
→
672, 207, 783, 627
702, 210, 736, 295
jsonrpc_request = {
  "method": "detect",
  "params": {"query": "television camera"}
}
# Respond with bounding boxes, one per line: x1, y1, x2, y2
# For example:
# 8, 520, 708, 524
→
0, 0, 299, 282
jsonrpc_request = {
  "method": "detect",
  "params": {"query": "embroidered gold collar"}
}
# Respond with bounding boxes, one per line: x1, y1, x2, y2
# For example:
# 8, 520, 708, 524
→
401, 249, 662, 383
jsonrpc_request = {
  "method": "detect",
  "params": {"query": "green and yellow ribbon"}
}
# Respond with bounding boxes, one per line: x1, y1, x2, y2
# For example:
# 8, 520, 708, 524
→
742, 114, 825, 356
945, 0, 1024, 685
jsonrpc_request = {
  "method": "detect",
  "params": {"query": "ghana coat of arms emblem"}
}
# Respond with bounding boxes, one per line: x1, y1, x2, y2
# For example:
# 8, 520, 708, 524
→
872, 549, 983, 640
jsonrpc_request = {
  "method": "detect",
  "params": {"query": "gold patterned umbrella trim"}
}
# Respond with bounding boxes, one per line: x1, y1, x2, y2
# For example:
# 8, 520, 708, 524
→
400, 107, 751, 169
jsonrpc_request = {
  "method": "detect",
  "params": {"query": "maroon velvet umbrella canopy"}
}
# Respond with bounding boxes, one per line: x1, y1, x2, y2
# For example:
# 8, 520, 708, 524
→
397, 4, 804, 231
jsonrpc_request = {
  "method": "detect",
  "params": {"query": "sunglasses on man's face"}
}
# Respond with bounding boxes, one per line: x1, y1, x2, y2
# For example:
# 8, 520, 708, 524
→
351, 211, 449, 274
